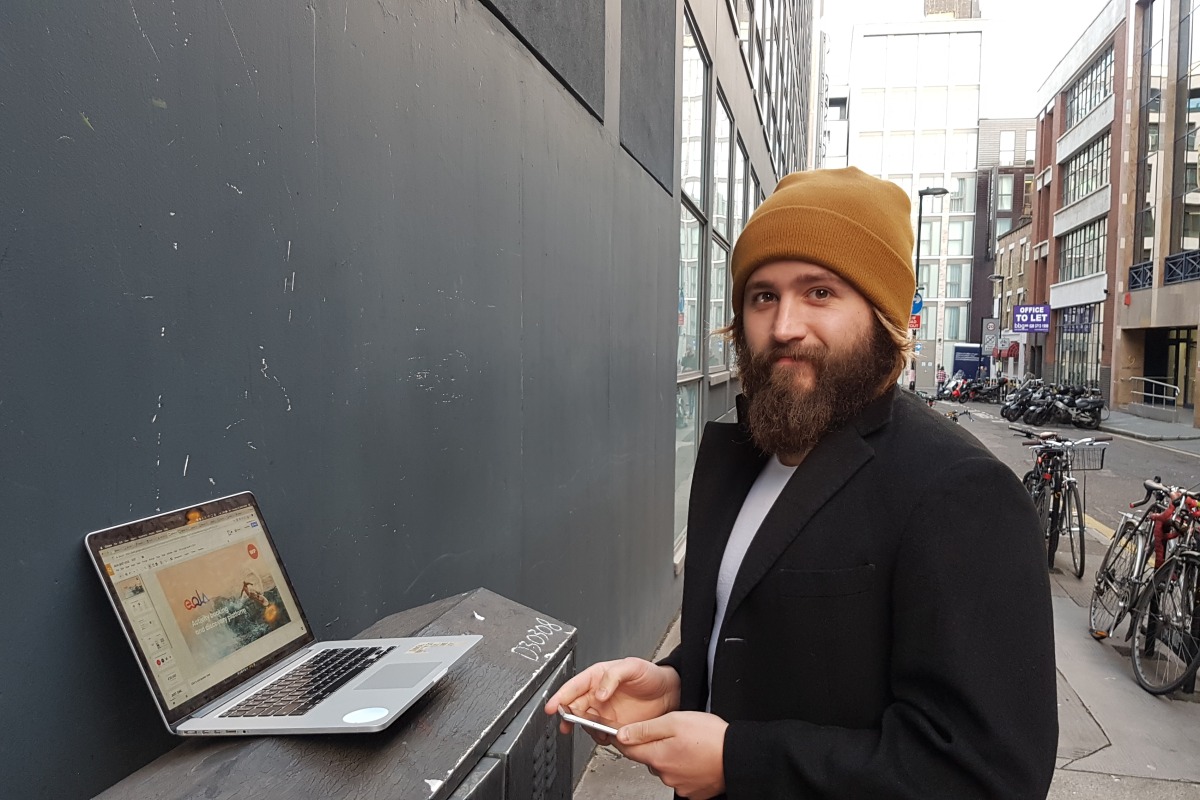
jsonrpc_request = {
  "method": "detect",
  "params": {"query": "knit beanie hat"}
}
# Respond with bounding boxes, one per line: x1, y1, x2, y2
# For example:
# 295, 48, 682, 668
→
730, 166, 916, 332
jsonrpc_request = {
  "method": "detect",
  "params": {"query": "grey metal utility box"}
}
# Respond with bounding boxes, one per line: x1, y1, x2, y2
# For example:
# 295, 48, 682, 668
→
94, 588, 576, 800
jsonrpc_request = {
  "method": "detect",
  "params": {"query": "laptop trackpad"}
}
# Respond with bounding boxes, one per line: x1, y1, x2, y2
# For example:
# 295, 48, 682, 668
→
356, 661, 441, 690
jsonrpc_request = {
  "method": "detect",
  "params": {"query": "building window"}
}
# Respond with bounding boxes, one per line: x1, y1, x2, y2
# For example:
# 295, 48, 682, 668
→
946, 262, 971, 298
1058, 218, 1107, 282
713, 97, 731, 238
947, 219, 973, 256
1025, 129, 1036, 166
999, 130, 1016, 167
918, 261, 940, 298
998, 174, 1014, 211
916, 304, 938, 340
1062, 133, 1111, 206
1065, 46, 1114, 130
733, 141, 747, 239
996, 217, 1013, 237
681, 20, 708, 207
944, 305, 968, 340
949, 174, 975, 212
920, 219, 942, 256
678, 206, 702, 375
1054, 303, 1103, 387
708, 243, 729, 369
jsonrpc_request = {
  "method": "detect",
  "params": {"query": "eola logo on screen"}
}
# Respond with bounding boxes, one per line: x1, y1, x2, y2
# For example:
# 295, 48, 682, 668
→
183, 590, 210, 611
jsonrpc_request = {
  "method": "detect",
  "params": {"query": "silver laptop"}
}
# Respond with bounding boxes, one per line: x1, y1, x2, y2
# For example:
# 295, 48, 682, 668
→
84, 491, 480, 736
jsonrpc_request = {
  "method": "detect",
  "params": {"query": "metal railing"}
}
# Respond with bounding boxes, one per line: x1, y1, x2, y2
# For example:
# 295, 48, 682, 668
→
1130, 376, 1181, 407
1128, 259, 1153, 290
1164, 250, 1200, 285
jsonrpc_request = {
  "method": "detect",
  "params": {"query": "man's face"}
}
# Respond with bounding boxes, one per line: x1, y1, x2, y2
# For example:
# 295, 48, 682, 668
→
736, 260, 898, 461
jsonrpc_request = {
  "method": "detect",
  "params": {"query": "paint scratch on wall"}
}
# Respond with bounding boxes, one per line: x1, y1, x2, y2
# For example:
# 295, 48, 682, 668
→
79, 112, 94, 131
286, 239, 292, 262
226, 182, 244, 195
259, 357, 293, 412
127, 0, 161, 63
182, 455, 189, 476
226, 419, 245, 430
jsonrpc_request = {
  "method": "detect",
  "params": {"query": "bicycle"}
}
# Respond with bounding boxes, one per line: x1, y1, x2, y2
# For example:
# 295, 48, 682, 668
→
1088, 477, 1171, 640
1127, 489, 1200, 694
1011, 426, 1110, 578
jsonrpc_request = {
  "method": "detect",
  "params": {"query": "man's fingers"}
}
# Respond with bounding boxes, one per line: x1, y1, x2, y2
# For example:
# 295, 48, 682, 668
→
616, 713, 673, 746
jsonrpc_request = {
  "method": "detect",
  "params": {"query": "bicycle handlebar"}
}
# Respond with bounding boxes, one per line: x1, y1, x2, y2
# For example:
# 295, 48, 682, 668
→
1133, 477, 1200, 507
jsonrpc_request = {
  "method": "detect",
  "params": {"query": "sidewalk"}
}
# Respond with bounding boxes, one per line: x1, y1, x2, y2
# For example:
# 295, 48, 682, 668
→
1100, 407, 1200, 444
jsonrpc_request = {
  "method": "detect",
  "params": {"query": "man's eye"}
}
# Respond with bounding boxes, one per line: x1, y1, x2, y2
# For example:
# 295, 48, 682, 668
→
752, 291, 777, 303
811, 288, 832, 300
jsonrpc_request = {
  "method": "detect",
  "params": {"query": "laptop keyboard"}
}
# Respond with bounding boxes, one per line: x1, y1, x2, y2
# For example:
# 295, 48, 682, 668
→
220, 645, 396, 718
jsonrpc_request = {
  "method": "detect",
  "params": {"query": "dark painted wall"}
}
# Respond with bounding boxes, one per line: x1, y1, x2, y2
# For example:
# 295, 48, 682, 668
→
0, 0, 680, 796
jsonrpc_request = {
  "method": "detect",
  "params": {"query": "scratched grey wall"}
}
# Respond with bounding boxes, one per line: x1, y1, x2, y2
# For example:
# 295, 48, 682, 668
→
0, 0, 681, 796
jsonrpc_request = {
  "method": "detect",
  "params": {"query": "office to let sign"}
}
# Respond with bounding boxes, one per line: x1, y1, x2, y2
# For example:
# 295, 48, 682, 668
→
1012, 304, 1051, 333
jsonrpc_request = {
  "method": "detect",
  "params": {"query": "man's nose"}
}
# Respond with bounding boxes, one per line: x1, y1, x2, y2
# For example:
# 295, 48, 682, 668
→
771, 296, 809, 343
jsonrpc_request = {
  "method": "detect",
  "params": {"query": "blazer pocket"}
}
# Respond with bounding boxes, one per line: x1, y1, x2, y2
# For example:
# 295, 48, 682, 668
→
775, 564, 876, 597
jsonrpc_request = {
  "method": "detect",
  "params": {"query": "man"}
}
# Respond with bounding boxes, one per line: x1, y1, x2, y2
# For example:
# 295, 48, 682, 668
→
936, 363, 947, 395
547, 168, 1057, 799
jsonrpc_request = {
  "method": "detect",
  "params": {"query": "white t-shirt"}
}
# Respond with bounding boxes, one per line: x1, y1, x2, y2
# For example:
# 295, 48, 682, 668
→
706, 455, 797, 709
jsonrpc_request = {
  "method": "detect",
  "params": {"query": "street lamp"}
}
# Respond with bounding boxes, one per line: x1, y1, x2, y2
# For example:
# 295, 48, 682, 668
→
911, 186, 949, 390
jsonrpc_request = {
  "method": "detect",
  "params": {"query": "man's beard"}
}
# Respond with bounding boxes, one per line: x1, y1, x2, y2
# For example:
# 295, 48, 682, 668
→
735, 321, 898, 459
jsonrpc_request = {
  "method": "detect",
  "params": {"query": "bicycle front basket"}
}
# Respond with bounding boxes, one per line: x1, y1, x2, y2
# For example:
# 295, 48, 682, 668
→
1070, 443, 1107, 471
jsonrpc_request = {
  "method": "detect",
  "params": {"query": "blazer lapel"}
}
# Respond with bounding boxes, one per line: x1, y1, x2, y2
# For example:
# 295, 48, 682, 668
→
721, 389, 895, 623
686, 421, 769, 629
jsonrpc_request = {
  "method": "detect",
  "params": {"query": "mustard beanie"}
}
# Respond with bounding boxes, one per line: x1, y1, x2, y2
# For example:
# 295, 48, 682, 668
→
730, 166, 916, 332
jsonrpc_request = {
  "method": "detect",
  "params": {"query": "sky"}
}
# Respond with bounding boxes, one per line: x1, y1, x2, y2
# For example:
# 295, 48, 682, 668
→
820, 0, 1113, 118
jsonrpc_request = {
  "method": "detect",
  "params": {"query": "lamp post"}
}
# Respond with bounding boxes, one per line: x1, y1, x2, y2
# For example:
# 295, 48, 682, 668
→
912, 186, 949, 391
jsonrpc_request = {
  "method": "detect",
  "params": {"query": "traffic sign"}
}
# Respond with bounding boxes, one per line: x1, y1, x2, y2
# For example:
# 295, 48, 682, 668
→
912, 293, 924, 315
909, 314, 921, 330
914, 343, 924, 353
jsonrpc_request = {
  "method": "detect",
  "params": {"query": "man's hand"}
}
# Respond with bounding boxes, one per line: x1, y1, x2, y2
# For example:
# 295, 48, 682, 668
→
615, 711, 728, 800
544, 657, 680, 743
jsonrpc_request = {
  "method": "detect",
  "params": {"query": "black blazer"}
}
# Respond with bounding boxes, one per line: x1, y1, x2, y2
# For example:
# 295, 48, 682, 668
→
660, 388, 1057, 799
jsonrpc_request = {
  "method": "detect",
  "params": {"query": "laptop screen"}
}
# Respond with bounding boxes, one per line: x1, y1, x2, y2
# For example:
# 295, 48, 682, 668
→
89, 493, 313, 725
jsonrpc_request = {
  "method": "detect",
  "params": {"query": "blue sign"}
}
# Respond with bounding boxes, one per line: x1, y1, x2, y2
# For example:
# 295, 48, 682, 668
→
1012, 304, 1051, 333
912, 293, 924, 315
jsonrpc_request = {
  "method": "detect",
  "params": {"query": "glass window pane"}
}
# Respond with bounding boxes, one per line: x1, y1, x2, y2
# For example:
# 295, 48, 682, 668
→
889, 174, 913, 198
888, 36, 918, 86
918, 33, 949, 85
917, 262, 940, 298
918, 87, 948, 129
917, 132, 946, 172
919, 173, 946, 212
1025, 130, 1037, 165
713, 100, 731, 237
733, 144, 747, 239
678, 207, 701, 375
949, 33, 981, 84
949, 173, 975, 212
998, 174, 1014, 211
920, 219, 942, 256
947, 131, 977, 171
681, 22, 707, 206
858, 90, 886, 130
886, 133, 914, 172
886, 89, 916, 130
709, 243, 729, 369
948, 87, 979, 128
673, 381, 700, 543
857, 134, 884, 174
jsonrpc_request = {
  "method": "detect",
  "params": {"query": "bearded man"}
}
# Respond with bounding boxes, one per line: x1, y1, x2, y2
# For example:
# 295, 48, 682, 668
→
548, 168, 1057, 799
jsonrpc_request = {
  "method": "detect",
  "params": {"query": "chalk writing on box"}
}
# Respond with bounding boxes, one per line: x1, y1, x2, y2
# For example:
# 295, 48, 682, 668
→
511, 617, 565, 661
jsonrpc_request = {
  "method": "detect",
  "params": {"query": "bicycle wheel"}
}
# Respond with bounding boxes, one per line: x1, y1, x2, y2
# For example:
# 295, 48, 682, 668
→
1034, 488, 1056, 570
1090, 518, 1138, 639
1021, 469, 1040, 495
1064, 484, 1086, 579
1130, 555, 1200, 695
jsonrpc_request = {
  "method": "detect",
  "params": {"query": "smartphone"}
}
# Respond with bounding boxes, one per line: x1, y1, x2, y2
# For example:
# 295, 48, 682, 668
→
557, 707, 620, 737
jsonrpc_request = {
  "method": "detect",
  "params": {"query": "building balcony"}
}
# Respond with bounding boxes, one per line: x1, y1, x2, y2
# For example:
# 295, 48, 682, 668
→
1165, 250, 1200, 285
1128, 260, 1153, 290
